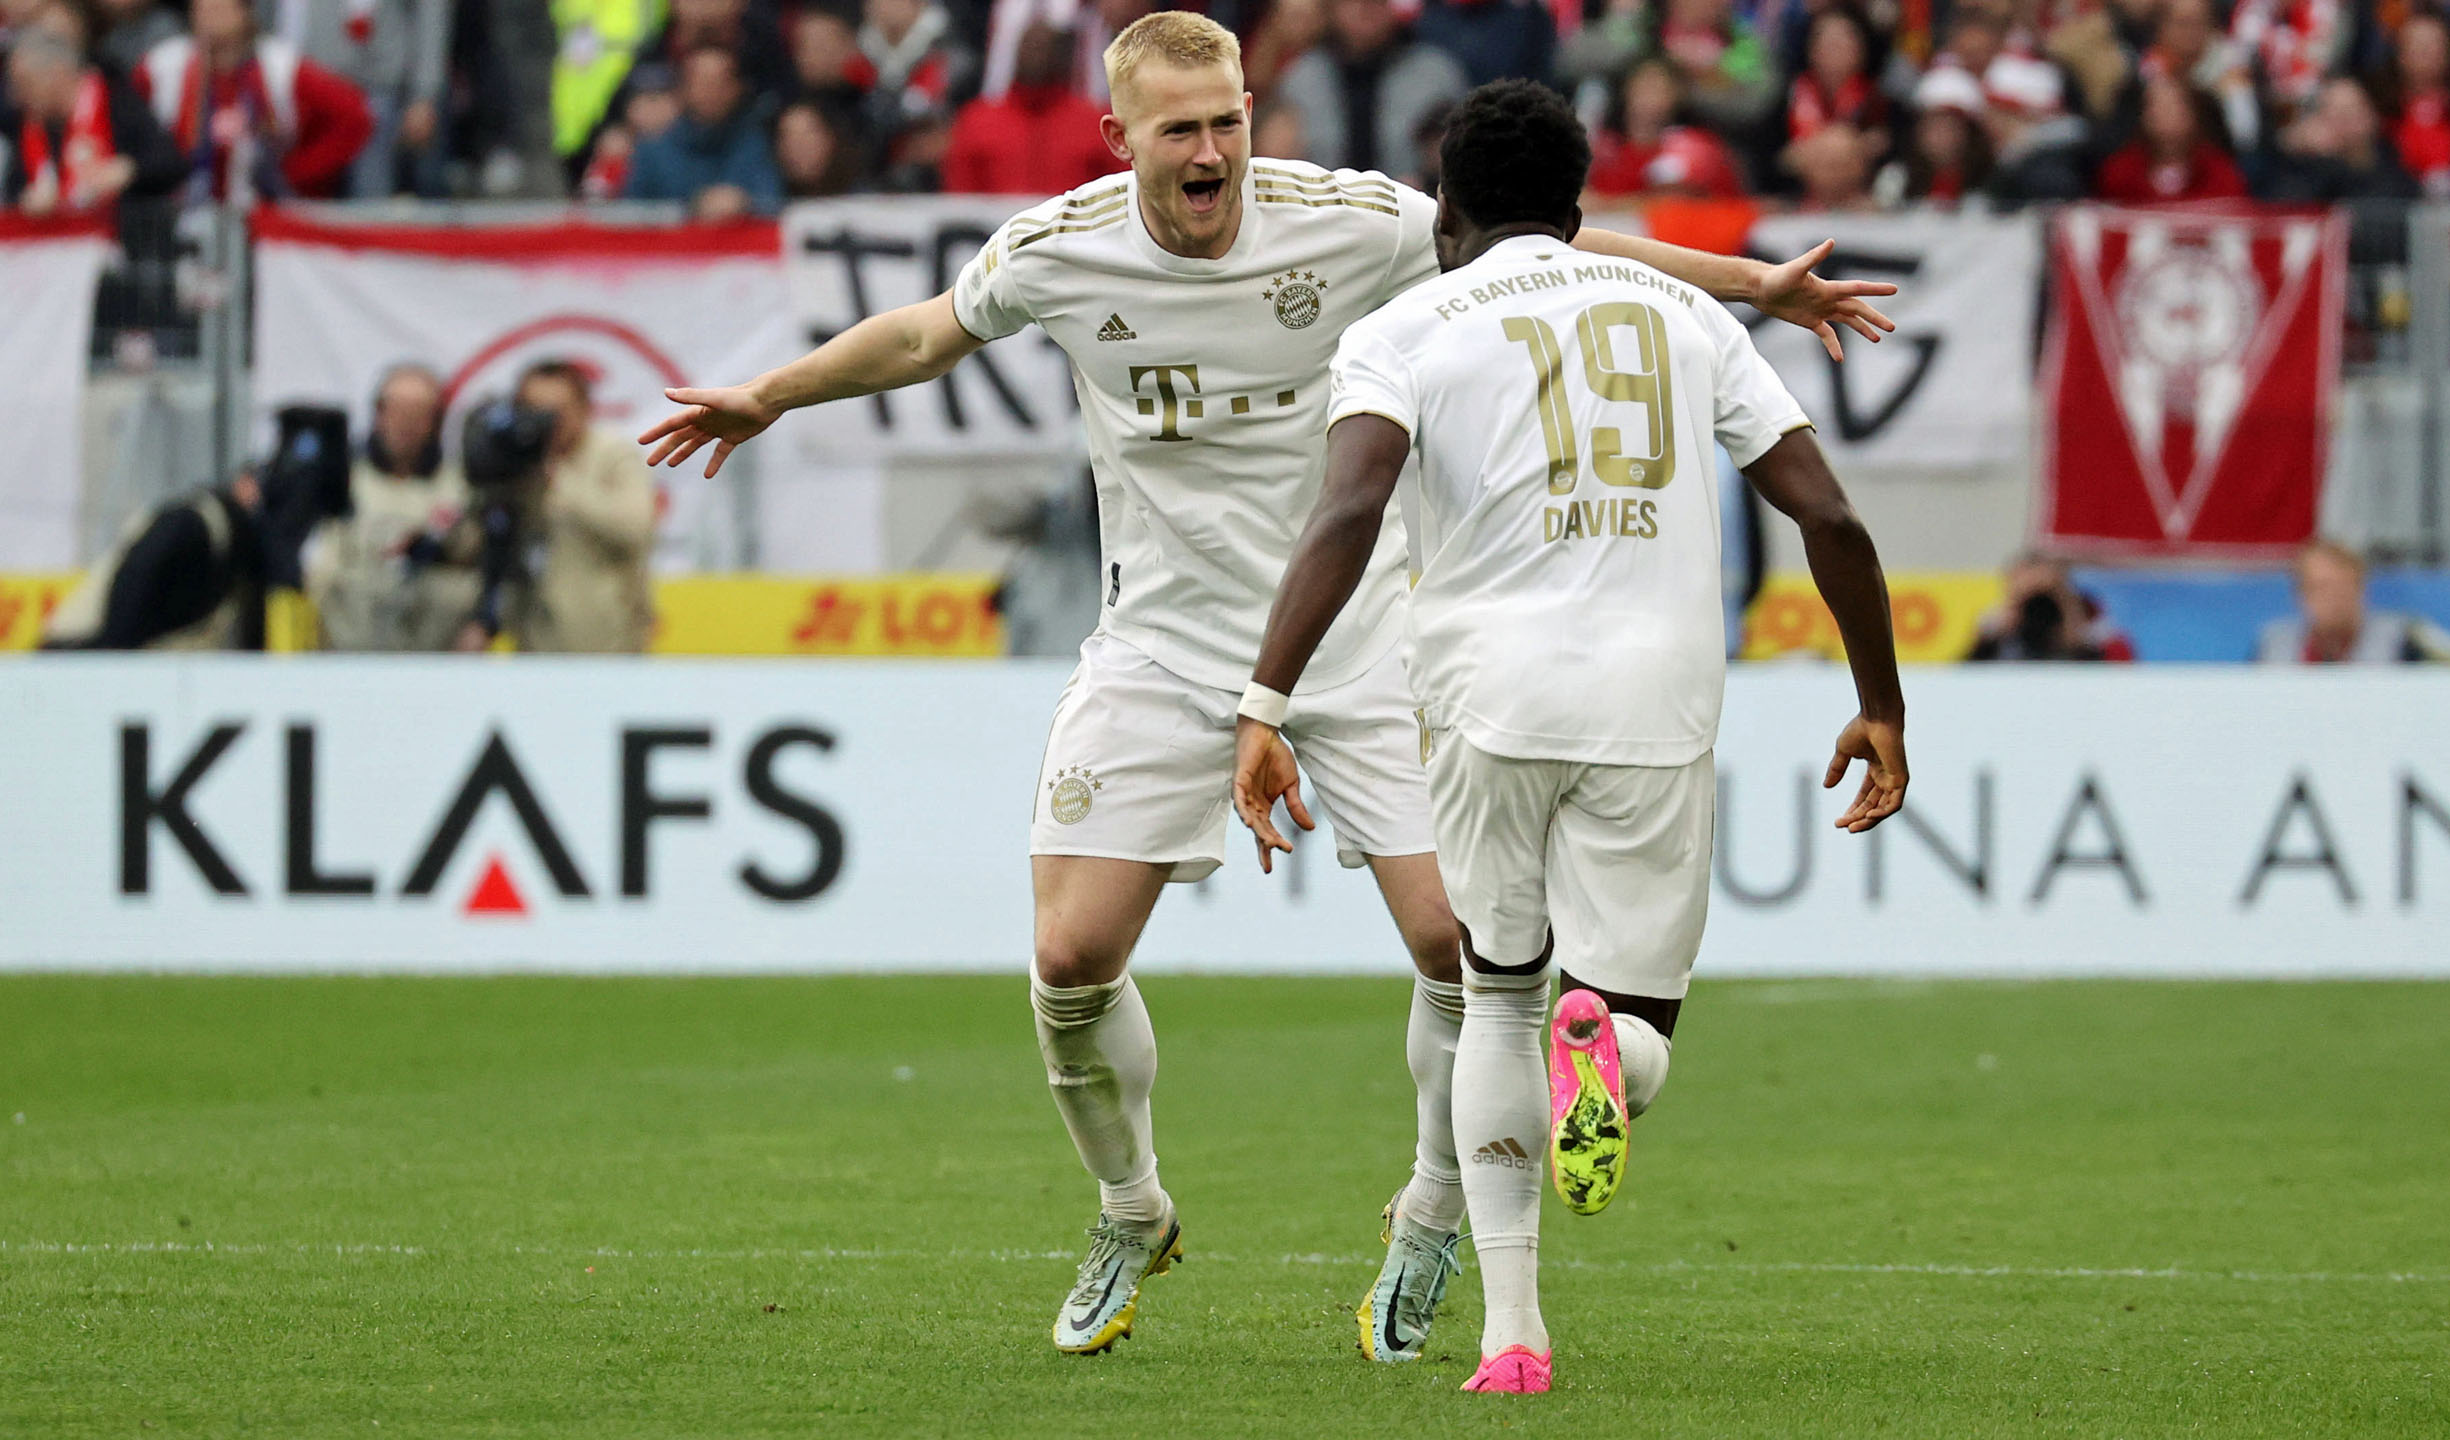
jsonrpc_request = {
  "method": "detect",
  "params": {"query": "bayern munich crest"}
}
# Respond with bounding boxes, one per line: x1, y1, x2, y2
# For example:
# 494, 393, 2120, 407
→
1047, 764, 1102, 825
1263, 270, 1326, 329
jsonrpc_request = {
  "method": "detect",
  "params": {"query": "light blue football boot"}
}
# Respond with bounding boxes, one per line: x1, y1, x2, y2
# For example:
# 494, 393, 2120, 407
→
1356, 1188, 1463, 1362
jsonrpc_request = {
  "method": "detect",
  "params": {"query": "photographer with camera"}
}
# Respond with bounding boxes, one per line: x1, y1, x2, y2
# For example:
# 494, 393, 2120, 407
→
450, 361, 658, 654
303, 363, 486, 652
42, 407, 353, 651
1965, 552, 2137, 663
510, 360, 659, 654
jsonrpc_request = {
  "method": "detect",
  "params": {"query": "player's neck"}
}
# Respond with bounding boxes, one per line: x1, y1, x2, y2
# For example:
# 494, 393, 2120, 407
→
1448, 223, 1568, 270
1136, 190, 1245, 261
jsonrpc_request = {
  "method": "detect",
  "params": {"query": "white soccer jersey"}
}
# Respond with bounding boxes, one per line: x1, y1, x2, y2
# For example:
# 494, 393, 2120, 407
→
1330, 234, 1811, 767
954, 161, 1438, 693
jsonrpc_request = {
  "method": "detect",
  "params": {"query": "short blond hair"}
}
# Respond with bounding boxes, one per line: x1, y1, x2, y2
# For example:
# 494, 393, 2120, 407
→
1103, 11, 1243, 99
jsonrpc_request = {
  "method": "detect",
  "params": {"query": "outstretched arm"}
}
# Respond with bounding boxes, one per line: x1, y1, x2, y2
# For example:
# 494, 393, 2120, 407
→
1574, 232, 1896, 363
1743, 429, 1908, 831
638, 291, 987, 478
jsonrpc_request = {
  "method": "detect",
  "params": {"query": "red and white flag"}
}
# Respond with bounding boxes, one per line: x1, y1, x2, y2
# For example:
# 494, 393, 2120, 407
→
250, 209, 804, 571
2037, 205, 2346, 559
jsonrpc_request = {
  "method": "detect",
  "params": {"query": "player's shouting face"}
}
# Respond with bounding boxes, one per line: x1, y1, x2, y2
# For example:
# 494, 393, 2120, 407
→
1100, 59, 1252, 260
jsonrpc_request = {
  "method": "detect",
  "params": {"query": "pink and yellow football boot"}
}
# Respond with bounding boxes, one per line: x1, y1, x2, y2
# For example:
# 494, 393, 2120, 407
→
1548, 988, 1630, 1216
1461, 1345, 1553, 1393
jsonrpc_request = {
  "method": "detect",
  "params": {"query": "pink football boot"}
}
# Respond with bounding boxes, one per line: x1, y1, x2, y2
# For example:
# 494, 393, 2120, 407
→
1548, 988, 1630, 1215
1461, 1345, 1553, 1393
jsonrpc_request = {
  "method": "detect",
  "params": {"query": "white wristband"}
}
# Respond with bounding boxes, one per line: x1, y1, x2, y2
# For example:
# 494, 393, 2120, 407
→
1237, 682, 1290, 728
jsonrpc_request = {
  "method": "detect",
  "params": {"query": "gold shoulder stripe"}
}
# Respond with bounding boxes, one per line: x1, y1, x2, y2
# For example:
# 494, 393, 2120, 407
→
1251, 178, 1401, 204
1040, 194, 1128, 227
1019, 197, 1122, 233
1254, 188, 1400, 217
1253, 161, 1392, 183
1055, 185, 1130, 216
1010, 214, 1126, 250
1251, 164, 1400, 199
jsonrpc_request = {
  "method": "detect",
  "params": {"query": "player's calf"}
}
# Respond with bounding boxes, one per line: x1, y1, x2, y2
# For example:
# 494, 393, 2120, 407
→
1453, 928, 1555, 1365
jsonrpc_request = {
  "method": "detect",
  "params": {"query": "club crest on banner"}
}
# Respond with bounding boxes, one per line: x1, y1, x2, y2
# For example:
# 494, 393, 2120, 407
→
2039, 206, 2345, 558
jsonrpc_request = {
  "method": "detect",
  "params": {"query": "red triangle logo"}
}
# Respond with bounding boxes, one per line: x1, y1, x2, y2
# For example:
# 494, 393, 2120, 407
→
462, 854, 528, 918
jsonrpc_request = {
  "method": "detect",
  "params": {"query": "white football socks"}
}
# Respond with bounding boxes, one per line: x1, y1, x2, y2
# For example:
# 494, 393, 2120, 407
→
1030, 969, 1169, 1227
1613, 1011, 1674, 1117
1452, 964, 1553, 1357
1400, 974, 1468, 1233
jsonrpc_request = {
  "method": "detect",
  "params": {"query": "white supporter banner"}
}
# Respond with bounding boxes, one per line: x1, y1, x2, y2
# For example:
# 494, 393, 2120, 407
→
778, 196, 1081, 462
0, 221, 108, 568
248, 210, 804, 571
1, 660, 2445, 976
1744, 211, 2041, 472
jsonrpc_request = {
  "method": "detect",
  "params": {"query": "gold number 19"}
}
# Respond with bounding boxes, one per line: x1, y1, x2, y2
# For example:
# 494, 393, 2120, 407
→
1503, 302, 1677, 495
1501, 316, 1579, 495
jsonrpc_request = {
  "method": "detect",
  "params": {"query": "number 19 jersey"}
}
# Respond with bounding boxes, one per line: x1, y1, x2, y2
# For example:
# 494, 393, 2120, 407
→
954, 163, 1438, 693
1329, 234, 1812, 767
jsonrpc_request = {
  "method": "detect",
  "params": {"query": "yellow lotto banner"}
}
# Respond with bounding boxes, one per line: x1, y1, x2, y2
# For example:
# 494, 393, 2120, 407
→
650, 574, 1003, 657
1743, 572, 2003, 665
11, 569, 1985, 662
0, 574, 78, 650
2, 573, 1006, 657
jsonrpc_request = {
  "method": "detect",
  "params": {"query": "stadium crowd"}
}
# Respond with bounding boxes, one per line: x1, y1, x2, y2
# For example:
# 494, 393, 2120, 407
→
3, 0, 2446, 214
7, 0, 2445, 660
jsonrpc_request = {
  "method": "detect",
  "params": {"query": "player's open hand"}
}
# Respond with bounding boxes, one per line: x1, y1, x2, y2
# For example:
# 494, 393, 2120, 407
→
638, 385, 779, 479
1231, 717, 1313, 874
1825, 713, 1908, 833
1756, 239, 1898, 364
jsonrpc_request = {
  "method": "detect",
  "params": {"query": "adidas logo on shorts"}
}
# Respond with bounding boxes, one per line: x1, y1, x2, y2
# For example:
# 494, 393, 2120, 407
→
1470, 1138, 1537, 1170
1096, 313, 1137, 341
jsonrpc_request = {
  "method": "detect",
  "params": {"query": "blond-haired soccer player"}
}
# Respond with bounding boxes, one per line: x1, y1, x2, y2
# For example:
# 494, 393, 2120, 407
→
1233, 81, 1908, 1393
641, 13, 1898, 1358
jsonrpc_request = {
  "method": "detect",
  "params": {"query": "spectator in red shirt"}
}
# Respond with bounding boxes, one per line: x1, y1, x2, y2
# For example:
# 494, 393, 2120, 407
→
2384, 10, 2450, 199
5, 21, 185, 213
1586, 58, 1745, 199
940, 21, 1119, 194
2095, 71, 2246, 202
1786, 5, 1889, 149
1886, 64, 1995, 209
133, 0, 372, 199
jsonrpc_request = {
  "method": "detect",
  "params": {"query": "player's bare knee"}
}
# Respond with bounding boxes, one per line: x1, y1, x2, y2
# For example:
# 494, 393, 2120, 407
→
1031, 932, 1131, 991
1409, 913, 1463, 985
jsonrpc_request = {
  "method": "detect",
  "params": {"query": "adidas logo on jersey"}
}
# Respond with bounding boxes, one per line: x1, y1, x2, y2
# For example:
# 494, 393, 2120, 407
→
1470, 1138, 1537, 1170
1096, 313, 1137, 341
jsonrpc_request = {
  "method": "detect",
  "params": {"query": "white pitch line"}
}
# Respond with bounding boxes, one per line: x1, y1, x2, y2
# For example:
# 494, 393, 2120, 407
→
4, 1240, 2442, 1285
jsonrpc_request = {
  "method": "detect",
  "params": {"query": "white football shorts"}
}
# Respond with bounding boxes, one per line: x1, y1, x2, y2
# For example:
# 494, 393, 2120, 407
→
1031, 630, 1436, 882
1427, 732, 1714, 999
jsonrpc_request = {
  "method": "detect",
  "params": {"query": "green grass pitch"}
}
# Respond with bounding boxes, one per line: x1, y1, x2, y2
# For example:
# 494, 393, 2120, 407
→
4, 974, 2446, 1438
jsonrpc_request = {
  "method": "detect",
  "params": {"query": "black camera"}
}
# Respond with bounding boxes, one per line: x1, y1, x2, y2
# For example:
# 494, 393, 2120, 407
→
2015, 590, 2066, 658
456, 398, 557, 638
260, 404, 354, 588
461, 399, 555, 493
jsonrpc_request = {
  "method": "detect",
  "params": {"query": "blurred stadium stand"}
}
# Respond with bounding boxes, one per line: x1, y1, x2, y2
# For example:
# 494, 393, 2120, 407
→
12, 195, 2445, 659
